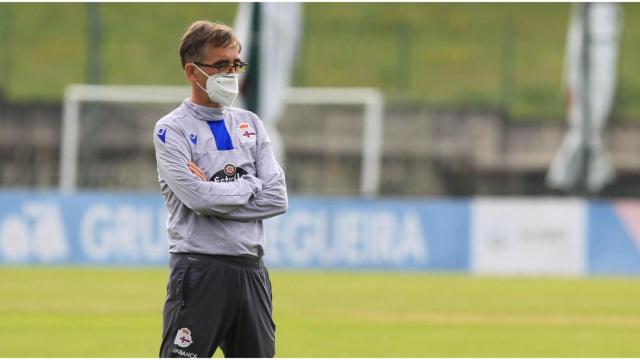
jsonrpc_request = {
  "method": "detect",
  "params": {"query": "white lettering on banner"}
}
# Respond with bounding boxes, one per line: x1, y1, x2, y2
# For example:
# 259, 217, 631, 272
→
0, 215, 31, 262
81, 205, 112, 261
266, 209, 428, 267
398, 213, 428, 263
368, 212, 394, 262
0, 203, 69, 263
23, 203, 69, 262
335, 211, 361, 264
81, 204, 166, 262
278, 210, 327, 266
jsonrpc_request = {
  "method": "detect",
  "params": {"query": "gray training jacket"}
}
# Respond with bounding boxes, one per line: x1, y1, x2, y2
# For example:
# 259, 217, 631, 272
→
153, 99, 288, 258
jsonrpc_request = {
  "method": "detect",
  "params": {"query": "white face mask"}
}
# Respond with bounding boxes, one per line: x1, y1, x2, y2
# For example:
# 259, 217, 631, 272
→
193, 64, 239, 106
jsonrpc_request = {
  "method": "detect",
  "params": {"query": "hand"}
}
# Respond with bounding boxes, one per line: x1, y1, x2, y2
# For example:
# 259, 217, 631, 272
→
188, 161, 207, 181
242, 173, 263, 196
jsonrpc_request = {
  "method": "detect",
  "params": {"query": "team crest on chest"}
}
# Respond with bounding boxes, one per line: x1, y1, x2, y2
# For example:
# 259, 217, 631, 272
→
211, 163, 248, 183
237, 122, 256, 143
224, 163, 237, 177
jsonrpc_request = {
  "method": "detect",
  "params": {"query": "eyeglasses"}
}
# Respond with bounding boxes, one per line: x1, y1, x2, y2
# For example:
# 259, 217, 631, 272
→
193, 61, 248, 74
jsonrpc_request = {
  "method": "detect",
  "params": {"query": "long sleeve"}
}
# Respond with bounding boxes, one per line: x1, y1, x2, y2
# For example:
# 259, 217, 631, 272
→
154, 123, 262, 215
218, 141, 288, 221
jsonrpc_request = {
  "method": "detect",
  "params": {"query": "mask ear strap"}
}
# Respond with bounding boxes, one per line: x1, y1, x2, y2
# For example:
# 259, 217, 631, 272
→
192, 63, 209, 77
191, 64, 209, 93
195, 80, 207, 93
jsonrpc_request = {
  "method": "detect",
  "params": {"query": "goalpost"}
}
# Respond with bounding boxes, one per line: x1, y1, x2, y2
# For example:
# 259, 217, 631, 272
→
59, 84, 384, 197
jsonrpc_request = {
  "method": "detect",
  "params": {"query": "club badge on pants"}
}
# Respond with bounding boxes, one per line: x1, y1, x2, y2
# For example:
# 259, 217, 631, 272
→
174, 328, 193, 348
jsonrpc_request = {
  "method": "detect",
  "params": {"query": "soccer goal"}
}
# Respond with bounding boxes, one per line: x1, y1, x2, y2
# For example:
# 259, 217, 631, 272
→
59, 84, 384, 196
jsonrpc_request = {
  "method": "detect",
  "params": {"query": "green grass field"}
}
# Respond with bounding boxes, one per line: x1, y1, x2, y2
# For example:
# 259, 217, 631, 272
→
1, 267, 640, 357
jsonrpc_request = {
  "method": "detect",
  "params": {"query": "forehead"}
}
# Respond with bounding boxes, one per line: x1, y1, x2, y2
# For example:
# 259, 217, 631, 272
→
202, 45, 241, 62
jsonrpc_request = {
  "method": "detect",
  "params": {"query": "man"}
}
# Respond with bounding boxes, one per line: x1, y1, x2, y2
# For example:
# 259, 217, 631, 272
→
154, 20, 287, 358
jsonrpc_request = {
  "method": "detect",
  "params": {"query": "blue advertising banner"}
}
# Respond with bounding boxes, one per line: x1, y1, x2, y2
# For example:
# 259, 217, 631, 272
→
0, 191, 168, 265
264, 197, 470, 270
588, 201, 640, 275
4, 191, 640, 275
0, 191, 471, 269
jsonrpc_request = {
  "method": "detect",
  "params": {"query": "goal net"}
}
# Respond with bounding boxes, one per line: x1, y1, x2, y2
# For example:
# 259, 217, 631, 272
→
59, 85, 384, 196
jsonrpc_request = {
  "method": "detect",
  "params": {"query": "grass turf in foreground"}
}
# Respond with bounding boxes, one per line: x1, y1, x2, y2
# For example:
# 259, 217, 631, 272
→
0, 267, 639, 357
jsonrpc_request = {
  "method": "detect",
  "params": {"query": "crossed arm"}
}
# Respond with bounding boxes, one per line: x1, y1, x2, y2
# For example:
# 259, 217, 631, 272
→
187, 141, 288, 221
155, 123, 287, 221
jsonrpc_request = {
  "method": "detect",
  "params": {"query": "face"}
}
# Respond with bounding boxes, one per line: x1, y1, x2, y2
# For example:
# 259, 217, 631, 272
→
186, 45, 242, 84
185, 44, 242, 107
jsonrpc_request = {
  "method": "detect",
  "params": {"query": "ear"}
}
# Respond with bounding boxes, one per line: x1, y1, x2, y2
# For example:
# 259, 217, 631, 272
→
184, 63, 197, 83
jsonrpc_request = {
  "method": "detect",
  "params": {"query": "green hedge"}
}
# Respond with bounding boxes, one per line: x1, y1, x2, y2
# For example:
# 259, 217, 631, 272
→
1, 3, 639, 119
